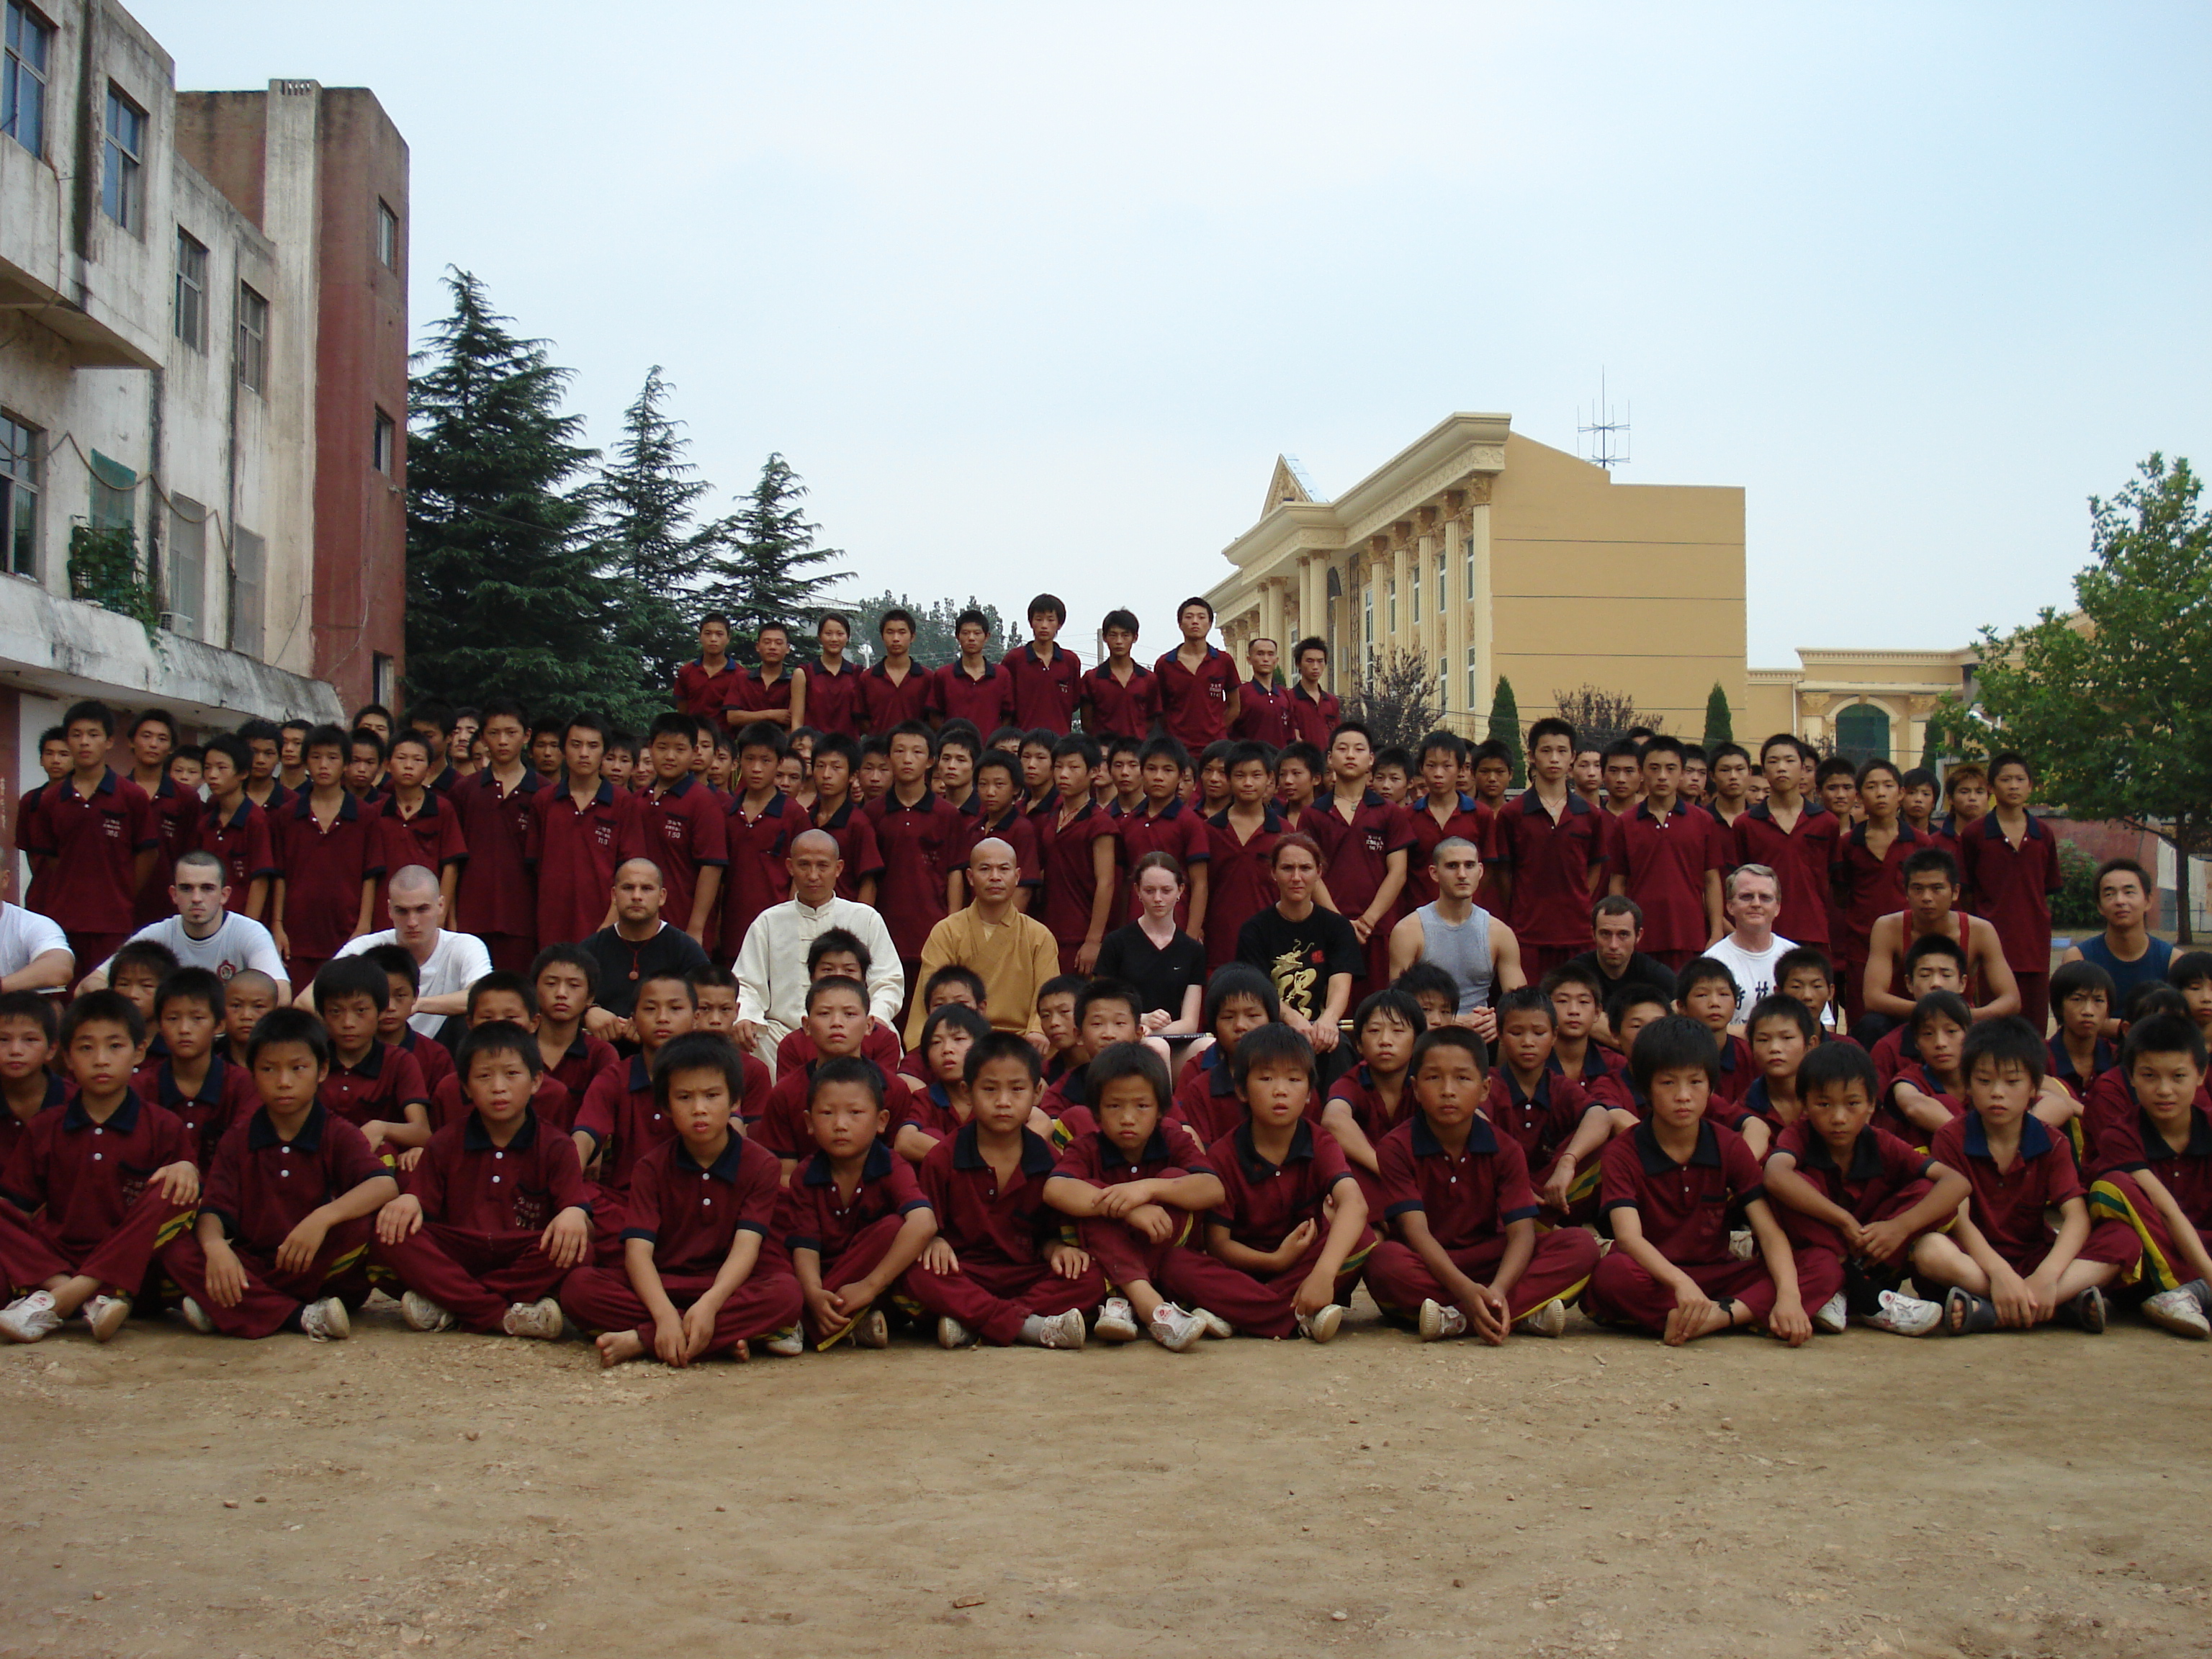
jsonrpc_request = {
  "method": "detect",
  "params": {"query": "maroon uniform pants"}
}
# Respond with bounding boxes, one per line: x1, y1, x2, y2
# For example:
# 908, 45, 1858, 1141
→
1077, 1208, 1195, 1291
1984, 1218, 2141, 1282
2090, 1172, 2205, 1297
1364, 1227, 1601, 1322
799, 1214, 912, 1344
558, 1260, 803, 1356
901, 1254, 1107, 1344
1583, 1247, 1845, 1333
370, 1223, 572, 1334
1155, 1228, 1378, 1339
161, 1218, 374, 1338
0, 1190, 197, 1300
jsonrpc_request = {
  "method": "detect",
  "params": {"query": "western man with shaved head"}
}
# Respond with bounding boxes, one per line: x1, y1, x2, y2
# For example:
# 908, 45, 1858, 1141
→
577, 857, 711, 1038
331, 862, 494, 1033
906, 837, 1062, 1050
734, 829, 904, 1071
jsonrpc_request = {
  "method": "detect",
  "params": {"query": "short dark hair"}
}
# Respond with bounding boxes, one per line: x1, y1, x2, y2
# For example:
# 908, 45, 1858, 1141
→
685, 961, 739, 996
1537, 961, 1606, 1005
1051, 733, 1102, 770
1708, 741, 1750, 770
1674, 957, 1740, 1007
1591, 893, 1643, 928
1629, 1015, 1719, 1090
1026, 593, 1067, 626
1074, 978, 1143, 1028
63, 698, 116, 737
964, 1029, 1041, 1087
155, 966, 226, 1019
1203, 963, 1279, 1030
1814, 754, 1858, 787
455, 1020, 544, 1082
529, 944, 598, 999
62, 987, 145, 1049
1415, 729, 1465, 767
349, 727, 390, 763
1231, 1020, 1316, 1090
362, 943, 420, 993
1277, 739, 1324, 776
1102, 608, 1140, 637
804, 974, 868, 1015
1988, 750, 2032, 783
202, 732, 252, 774
304, 721, 350, 757
467, 971, 539, 1020
1642, 734, 1686, 765
1408, 1025, 1487, 1080
920, 1002, 992, 1054
2165, 951, 2212, 993
955, 608, 989, 634
2123, 1011, 2209, 1074
1745, 994, 1817, 1043
1773, 946, 1834, 988
1856, 757, 1902, 789
1327, 720, 1374, 750
807, 1053, 885, 1111
925, 964, 989, 1005
974, 750, 1020, 787
1907, 989, 1972, 1035
1391, 961, 1462, 1010
0, 989, 58, 1044
246, 1005, 330, 1069
109, 939, 181, 983
1496, 985, 1555, 1029
1602, 737, 1643, 765
127, 707, 176, 742
1292, 636, 1328, 663
878, 607, 917, 635
1902, 848, 1961, 887
1527, 716, 1575, 750
1960, 1015, 2045, 1087
2051, 958, 2118, 1007
736, 721, 788, 757
2095, 858, 2153, 900
313, 956, 390, 1013
1372, 745, 1413, 778
1606, 981, 1673, 1034
1902, 933, 1969, 976
652, 1031, 748, 1106
2128, 983, 2192, 1024
1176, 595, 1215, 622
807, 927, 871, 976
1083, 1040, 1169, 1112
1351, 987, 1426, 1041
813, 732, 860, 771
1798, 1040, 1879, 1100
1760, 732, 1813, 765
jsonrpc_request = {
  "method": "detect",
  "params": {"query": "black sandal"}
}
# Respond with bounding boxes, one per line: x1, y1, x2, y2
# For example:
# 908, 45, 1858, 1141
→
1943, 1286, 1998, 1336
2062, 1286, 2106, 1334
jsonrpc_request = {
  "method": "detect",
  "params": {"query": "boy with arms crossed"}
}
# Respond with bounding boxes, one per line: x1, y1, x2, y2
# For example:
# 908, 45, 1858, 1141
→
2082, 1012, 2212, 1338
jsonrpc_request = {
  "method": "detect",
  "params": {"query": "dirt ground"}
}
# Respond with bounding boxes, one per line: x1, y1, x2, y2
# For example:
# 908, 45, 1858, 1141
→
2, 1291, 2208, 1659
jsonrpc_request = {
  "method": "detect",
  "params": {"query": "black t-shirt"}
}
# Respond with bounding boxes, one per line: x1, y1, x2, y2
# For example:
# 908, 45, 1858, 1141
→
1094, 924, 1207, 1020
581, 923, 711, 1019
1565, 948, 1681, 1002
1237, 904, 1364, 1021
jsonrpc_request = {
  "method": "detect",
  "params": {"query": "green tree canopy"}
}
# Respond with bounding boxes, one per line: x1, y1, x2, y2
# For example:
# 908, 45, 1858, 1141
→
701, 454, 850, 660
593, 365, 718, 711
1703, 683, 1734, 750
1488, 676, 1525, 785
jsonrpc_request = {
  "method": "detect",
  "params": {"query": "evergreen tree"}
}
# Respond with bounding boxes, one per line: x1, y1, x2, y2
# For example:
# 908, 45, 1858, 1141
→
1703, 682, 1734, 750
701, 454, 850, 660
405, 271, 630, 719
594, 366, 716, 714
1488, 676, 1525, 785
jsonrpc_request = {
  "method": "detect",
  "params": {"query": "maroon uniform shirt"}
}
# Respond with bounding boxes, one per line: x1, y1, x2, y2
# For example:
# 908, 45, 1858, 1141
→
1153, 645, 1239, 755
137, 777, 201, 925
1499, 788, 1611, 951
1285, 682, 1341, 750
750, 1056, 902, 1159
527, 781, 647, 951
812, 798, 886, 901
1928, 1111, 2086, 1272
637, 775, 731, 934
1607, 803, 1725, 956
717, 789, 801, 958
200, 1104, 389, 1251
1833, 822, 1927, 965
1732, 801, 1842, 949
1048, 1123, 1214, 1194
407, 1107, 590, 1234
804, 659, 867, 738
396, 1029, 454, 1100
276, 792, 385, 961
544, 1029, 621, 1103
1079, 661, 1161, 740
194, 797, 279, 913
1324, 1064, 1412, 1146
575, 1054, 673, 1194
2047, 1034, 2118, 1105
999, 644, 1083, 734
864, 788, 963, 961
1200, 806, 1285, 972
1035, 799, 1119, 951
1406, 794, 1496, 912
319, 1042, 431, 1132
778, 1137, 931, 1262
452, 768, 543, 942
2084, 1076, 2212, 1226
917, 1123, 1061, 1265
673, 657, 740, 719
724, 665, 797, 724
776, 1021, 903, 1077
1203, 1120, 1355, 1253
371, 793, 469, 889
1484, 1069, 1595, 1169
1317, 789, 1419, 923
622, 1130, 784, 1275
928, 659, 1015, 734
955, 803, 1041, 891
1599, 1119, 1766, 1265
1769, 1120, 1934, 1243
0, 1091, 190, 1255
1375, 1111, 1539, 1249
1958, 814, 2062, 972
428, 1072, 575, 1135
24, 768, 156, 935
1116, 797, 1210, 887
132, 1053, 257, 1169
0, 1074, 70, 1169
1232, 678, 1292, 747
860, 660, 935, 733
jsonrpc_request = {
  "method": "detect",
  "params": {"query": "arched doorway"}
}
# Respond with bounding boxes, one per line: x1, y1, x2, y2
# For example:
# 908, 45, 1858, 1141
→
1835, 703, 1890, 767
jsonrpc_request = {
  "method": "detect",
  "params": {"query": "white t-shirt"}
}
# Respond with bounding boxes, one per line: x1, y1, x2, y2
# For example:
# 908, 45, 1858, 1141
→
102, 914, 287, 986
0, 904, 69, 979
1705, 930, 1835, 1027
335, 928, 494, 1034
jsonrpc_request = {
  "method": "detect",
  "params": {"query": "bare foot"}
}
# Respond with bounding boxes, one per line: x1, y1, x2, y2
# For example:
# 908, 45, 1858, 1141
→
732, 1339, 749, 1363
1663, 1303, 1730, 1346
596, 1329, 644, 1368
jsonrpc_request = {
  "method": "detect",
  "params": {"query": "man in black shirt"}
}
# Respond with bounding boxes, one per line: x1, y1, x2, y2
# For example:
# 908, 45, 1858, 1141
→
581, 858, 709, 1036
1563, 894, 1681, 1028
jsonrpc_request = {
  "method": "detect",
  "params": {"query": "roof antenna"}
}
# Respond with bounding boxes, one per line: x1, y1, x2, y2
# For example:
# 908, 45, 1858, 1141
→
1577, 370, 1631, 470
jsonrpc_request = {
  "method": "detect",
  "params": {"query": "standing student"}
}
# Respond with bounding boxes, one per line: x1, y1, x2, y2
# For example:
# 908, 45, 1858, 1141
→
1154, 597, 1241, 757
867, 723, 966, 997
804, 613, 866, 739
1732, 734, 1841, 958
1830, 758, 1925, 1021
1320, 723, 1417, 995
952, 751, 1038, 911
370, 734, 467, 921
1704, 742, 1754, 831
1499, 718, 1612, 981
930, 608, 1016, 734
1079, 609, 1161, 741
637, 711, 729, 950
1112, 738, 1208, 930
1200, 745, 1285, 974
276, 718, 314, 795
1000, 595, 1083, 734
1405, 732, 1493, 914
1284, 638, 1341, 751
406, 702, 464, 795
1599, 739, 1644, 817
12, 727, 70, 917
860, 608, 936, 734
526, 714, 646, 952
1898, 767, 1941, 840
23, 700, 158, 974
2058, 858, 2172, 1025
716, 722, 801, 966
193, 734, 277, 920
1606, 735, 1725, 971
1959, 752, 2062, 1033
724, 621, 805, 732
1037, 735, 1120, 975
809, 734, 884, 907
1231, 637, 1291, 747
450, 701, 542, 974
135, 730, 199, 928
271, 724, 382, 993
122, 709, 176, 796
1936, 763, 1990, 858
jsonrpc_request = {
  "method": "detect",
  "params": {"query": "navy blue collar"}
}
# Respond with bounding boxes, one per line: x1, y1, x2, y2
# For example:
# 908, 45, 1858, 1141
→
1633, 1119, 1723, 1172
1748, 799, 1830, 824
950, 1121, 1056, 1177
1962, 1112, 2054, 1159
801, 1137, 896, 1186
157, 1053, 229, 1108
1979, 811, 2049, 842
463, 1110, 541, 1151
1231, 1119, 1315, 1180
1797, 1125, 1885, 1180
63, 1089, 143, 1133
292, 789, 363, 822
1519, 787, 1593, 819
247, 1102, 326, 1151
333, 1042, 387, 1081
1411, 1111, 1497, 1156
674, 1130, 750, 1182
1098, 1126, 1178, 1170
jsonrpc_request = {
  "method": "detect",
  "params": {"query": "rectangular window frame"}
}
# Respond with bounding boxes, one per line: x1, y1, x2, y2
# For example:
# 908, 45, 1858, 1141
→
166, 494, 207, 642
102, 84, 145, 231
376, 199, 398, 269
230, 525, 265, 657
1465, 647, 1479, 714
372, 407, 396, 474
174, 229, 208, 351
2, 1, 52, 158
235, 282, 268, 392
0, 410, 40, 580
1411, 562, 1421, 625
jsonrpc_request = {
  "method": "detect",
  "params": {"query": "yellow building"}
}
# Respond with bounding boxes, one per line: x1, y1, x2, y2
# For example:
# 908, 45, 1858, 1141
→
1745, 650, 1979, 770
1202, 413, 1748, 742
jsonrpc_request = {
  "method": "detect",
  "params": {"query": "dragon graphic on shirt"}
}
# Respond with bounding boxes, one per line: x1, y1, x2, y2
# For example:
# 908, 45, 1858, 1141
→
1269, 948, 1318, 1018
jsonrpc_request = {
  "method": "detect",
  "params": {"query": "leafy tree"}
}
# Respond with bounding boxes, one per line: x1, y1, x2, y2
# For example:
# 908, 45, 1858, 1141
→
847, 592, 1023, 669
593, 366, 717, 712
700, 453, 850, 661
1928, 453, 2212, 942
1703, 683, 1734, 750
1488, 676, 1525, 785
1552, 683, 1660, 752
1347, 648, 1442, 753
405, 270, 635, 721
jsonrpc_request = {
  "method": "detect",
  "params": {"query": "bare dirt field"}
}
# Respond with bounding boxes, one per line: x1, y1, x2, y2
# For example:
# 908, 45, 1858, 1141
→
3, 1292, 2208, 1659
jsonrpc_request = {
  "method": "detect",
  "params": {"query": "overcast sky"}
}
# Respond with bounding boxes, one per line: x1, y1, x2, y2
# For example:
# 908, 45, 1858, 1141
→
140, 2, 2211, 671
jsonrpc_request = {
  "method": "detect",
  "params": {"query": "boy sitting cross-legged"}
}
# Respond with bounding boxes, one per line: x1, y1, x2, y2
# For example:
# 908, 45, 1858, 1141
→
426, 974, 579, 1134
559, 1033, 802, 1366
1363, 1026, 1602, 1342
135, 967, 258, 1169
1583, 1015, 1840, 1346
312, 957, 433, 1156
0, 992, 199, 1343
370, 1022, 588, 1340
1488, 986, 1619, 1220
1321, 988, 1426, 1216
2082, 1012, 2212, 1339
573, 970, 697, 1248
752, 977, 911, 1179
162, 1007, 397, 1340
904, 1031, 1104, 1349
1760, 1041, 1967, 1338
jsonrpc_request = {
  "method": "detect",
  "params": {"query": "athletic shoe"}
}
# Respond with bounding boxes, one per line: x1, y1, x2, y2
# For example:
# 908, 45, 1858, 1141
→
1094, 1297, 1140, 1342
1147, 1303, 1205, 1352
400, 1292, 454, 1333
0, 1291, 61, 1344
84, 1294, 132, 1344
937, 1316, 977, 1350
501, 1299, 564, 1340
1037, 1308, 1087, 1350
300, 1297, 351, 1342
1296, 1303, 1343, 1343
1192, 1307, 1233, 1339
1812, 1291, 1848, 1335
1418, 1298, 1467, 1341
1858, 1290, 1942, 1337
1514, 1298, 1568, 1339
763, 1326, 805, 1357
853, 1308, 889, 1349
2142, 1286, 2212, 1341
177, 1297, 214, 1334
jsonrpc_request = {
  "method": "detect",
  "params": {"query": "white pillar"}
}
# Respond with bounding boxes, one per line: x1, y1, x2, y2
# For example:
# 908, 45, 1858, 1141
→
1465, 503, 1493, 727
1443, 518, 1467, 730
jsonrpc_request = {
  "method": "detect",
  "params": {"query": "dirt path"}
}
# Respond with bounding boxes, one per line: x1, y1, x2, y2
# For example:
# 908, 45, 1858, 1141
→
3, 1295, 2208, 1659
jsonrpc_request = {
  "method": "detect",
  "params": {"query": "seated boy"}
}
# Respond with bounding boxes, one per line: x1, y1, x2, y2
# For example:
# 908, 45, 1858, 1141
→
899, 1003, 994, 1155
1391, 961, 1465, 1035
1043, 1043, 1226, 1352
1033, 973, 1084, 1086
1182, 1023, 1375, 1342
773, 930, 904, 1074
1488, 986, 1616, 1219
1541, 964, 1632, 1104
559, 1034, 803, 1366
573, 971, 698, 1245
1731, 994, 1820, 1152
755, 977, 907, 1175
2169, 951, 2212, 1052
904, 1031, 1103, 1349
529, 948, 622, 1098
0, 992, 199, 1343
1583, 1015, 1840, 1345
1675, 958, 1753, 1100
162, 1007, 397, 1340
1364, 1027, 1601, 1342
426, 977, 578, 1134
371, 1022, 585, 1338
361, 943, 454, 1097
1170, 965, 1275, 1148
0, 992, 66, 1168
1914, 1017, 2139, 1334
311, 958, 432, 1155
2047, 959, 2118, 1102
1039, 979, 1177, 1127
2082, 1012, 2212, 1339
1773, 947, 1838, 1038
135, 967, 258, 1169
104, 939, 181, 1037
1880, 991, 1970, 1146
1761, 1041, 1966, 1337
215, 968, 282, 1063
778, 1057, 938, 1351
1321, 988, 1425, 1216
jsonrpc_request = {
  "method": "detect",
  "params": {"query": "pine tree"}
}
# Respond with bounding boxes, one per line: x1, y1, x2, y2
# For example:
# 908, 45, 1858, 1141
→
405, 271, 630, 719
1703, 682, 1734, 751
1488, 676, 1525, 785
701, 454, 850, 659
593, 366, 716, 714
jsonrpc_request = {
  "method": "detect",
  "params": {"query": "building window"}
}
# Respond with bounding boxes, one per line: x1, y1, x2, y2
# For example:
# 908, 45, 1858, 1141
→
1835, 703, 1891, 767
2, 2, 51, 158
166, 495, 206, 640
373, 652, 396, 707
174, 230, 208, 351
1387, 580, 1398, 636
1465, 536, 1475, 601
377, 199, 398, 269
1411, 563, 1421, 625
236, 283, 267, 392
88, 449, 133, 532
0, 411, 39, 579
372, 408, 396, 473
230, 526, 265, 657
1466, 647, 1479, 714
1363, 583, 1373, 653
1439, 665, 1450, 715
102, 84, 145, 230
1437, 545, 1447, 606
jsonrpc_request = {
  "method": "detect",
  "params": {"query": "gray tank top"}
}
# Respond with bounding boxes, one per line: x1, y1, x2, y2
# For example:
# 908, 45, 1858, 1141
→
1417, 902, 1494, 1013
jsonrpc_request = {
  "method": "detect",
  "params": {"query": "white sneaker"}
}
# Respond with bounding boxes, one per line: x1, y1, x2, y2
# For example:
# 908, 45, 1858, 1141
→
1038, 1308, 1087, 1350
501, 1298, 564, 1340
1858, 1288, 1943, 1338
2143, 1286, 2212, 1341
1192, 1307, 1233, 1339
177, 1296, 214, 1334
852, 1308, 889, 1349
0, 1291, 62, 1344
1514, 1298, 1568, 1339
1812, 1291, 1848, 1335
300, 1297, 351, 1342
84, 1294, 131, 1344
1418, 1298, 1467, 1341
763, 1326, 805, 1357
1093, 1296, 1140, 1342
1727, 1229, 1756, 1262
1146, 1303, 1205, 1352
400, 1292, 454, 1333
937, 1315, 977, 1349
1296, 1303, 1343, 1343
